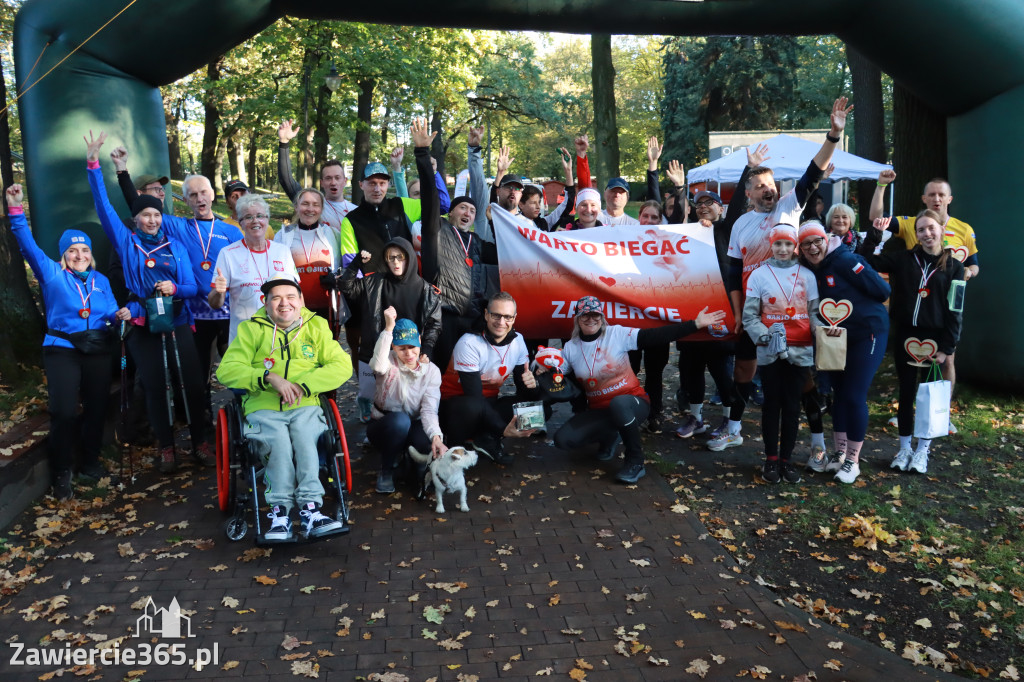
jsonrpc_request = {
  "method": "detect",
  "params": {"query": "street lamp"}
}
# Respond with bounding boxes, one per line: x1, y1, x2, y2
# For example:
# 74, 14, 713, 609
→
325, 63, 341, 93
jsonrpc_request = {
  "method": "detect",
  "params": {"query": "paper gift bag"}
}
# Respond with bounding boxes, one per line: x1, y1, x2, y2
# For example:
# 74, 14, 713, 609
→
914, 363, 951, 439
814, 326, 847, 371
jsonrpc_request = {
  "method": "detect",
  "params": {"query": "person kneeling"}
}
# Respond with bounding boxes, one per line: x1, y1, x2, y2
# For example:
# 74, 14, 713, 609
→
368, 307, 447, 494
217, 278, 353, 541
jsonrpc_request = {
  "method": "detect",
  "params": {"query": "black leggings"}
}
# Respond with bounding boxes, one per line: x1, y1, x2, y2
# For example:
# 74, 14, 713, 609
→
438, 394, 517, 447
432, 313, 479, 375
894, 329, 945, 437
759, 360, 809, 461
42, 346, 112, 476
192, 318, 228, 417
678, 341, 741, 420
554, 394, 650, 466
628, 344, 669, 414
125, 324, 209, 448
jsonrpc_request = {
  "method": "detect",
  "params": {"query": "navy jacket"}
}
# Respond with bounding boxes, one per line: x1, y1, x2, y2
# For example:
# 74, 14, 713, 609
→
806, 236, 890, 343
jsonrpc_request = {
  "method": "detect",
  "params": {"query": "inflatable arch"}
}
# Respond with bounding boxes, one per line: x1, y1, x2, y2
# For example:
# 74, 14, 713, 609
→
13, 0, 1024, 387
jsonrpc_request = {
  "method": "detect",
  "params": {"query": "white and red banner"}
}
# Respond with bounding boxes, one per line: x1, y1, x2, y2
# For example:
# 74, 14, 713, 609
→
492, 205, 735, 340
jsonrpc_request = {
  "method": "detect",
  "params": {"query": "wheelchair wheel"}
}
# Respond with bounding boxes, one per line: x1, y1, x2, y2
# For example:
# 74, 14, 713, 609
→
224, 516, 248, 542
216, 408, 235, 513
325, 398, 353, 492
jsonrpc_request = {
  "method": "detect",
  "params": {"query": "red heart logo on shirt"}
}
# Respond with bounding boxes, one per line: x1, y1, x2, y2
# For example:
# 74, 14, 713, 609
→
498, 366, 508, 377
768, 297, 776, 304
785, 306, 796, 318
741, 247, 747, 255
599, 276, 616, 287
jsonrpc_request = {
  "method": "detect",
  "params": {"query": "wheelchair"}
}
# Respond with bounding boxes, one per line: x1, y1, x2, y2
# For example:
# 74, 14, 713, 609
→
216, 395, 353, 546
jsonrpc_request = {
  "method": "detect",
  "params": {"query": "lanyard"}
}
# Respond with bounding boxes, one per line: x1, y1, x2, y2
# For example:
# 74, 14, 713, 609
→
247, 245, 271, 283
765, 263, 801, 304
452, 226, 473, 267
133, 240, 170, 266
489, 341, 512, 376
264, 317, 304, 370
71, 274, 96, 319
580, 339, 602, 388
914, 254, 939, 297
324, 200, 346, 227
298, 229, 326, 264
192, 218, 216, 261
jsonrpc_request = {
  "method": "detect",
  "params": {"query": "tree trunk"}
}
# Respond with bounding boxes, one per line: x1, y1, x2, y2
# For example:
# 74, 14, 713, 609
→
227, 134, 242, 182
200, 56, 224, 182
431, 110, 445, 184
892, 82, 947, 213
164, 93, 183, 180
591, 33, 620, 185
0, 51, 44, 380
380, 103, 391, 149
351, 78, 375, 205
313, 84, 332, 173
846, 45, 885, 228
247, 129, 259, 190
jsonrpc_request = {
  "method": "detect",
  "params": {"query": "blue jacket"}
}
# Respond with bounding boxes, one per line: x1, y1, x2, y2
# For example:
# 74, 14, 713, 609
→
88, 165, 197, 327
10, 209, 120, 349
160, 214, 241, 320
807, 236, 890, 342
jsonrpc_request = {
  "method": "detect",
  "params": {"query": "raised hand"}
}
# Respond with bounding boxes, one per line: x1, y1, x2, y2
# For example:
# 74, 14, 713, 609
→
212, 267, 227, 294
694, 306, 727, 329
830, 96, 853, 134
467, 126, 484, 148
878, 169, 896, 185
410, 117, 437, 149
360, 249, 372, 263
746, 143, 771, 168
496, 146, 514, 178
110, 146, 129, 172
872, 216, 892, 231
574, 134, 589, 158
646, 136, 662, 170
559, 147, 574, 185
389, 146, 405, 171
666, 159, 686, 187
278, 119, 297, 145
84, 130, 108, 162
521, 364, 536, 389
822, 163, 836, 180
383, 305, 397, 330
5, 183, 23, 207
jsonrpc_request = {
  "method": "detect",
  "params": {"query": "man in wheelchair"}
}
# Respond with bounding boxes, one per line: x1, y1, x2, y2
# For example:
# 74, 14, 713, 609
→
217, 278, 352, 541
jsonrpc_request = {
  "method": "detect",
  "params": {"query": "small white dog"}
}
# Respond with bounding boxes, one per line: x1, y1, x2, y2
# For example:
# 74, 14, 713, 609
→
407, 445, 478, 513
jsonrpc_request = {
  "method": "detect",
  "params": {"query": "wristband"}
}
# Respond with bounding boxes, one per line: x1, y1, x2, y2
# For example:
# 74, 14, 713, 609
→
876, 182, 889, 188
825, 132, 841, 144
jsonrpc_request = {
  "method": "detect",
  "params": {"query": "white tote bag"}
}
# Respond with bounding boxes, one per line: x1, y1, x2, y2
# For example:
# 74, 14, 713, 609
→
913, 363, 951, 439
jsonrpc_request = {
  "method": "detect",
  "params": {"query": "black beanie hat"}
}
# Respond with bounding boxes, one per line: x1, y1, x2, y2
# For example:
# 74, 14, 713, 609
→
131, 194, 164, 217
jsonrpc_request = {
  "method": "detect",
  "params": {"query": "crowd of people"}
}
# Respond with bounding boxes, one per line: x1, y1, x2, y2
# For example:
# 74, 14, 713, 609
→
7, 94, 975, 510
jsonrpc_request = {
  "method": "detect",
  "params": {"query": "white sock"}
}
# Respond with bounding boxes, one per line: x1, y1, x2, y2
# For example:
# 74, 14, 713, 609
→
689, 404, 703, 421
727, 419, 742, 436
810, 432, 825, 449
722, 405, 730, 418
899, 435, 912, 450
916, 438, 931, 453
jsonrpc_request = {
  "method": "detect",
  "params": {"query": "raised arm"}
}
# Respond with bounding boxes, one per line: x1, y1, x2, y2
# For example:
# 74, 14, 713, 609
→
575, 134, 592, 189
870, 169, 896, 222
412, 118, 441, 284
391, 146, 408, 198
109, 145, 141, 207
466, 126, 492, 239
6, 184, 61, 283
646, 136, 662, 202
276, 119, 302, 202
798, 98, 853, 205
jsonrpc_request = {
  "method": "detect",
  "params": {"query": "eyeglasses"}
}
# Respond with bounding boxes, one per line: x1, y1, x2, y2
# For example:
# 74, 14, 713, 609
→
579, 312, 603, 322
385, 254, 407, 263
487, 310, 516, 322
695, 199, 717, 207
801, 237, 825, 248
240, 213, 269, 223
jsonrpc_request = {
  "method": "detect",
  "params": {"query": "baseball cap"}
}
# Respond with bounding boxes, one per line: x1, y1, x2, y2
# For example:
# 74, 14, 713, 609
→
134, 173, 169, 190
260, 277, 302, 297
574, 295, 604, 317
497, 174, 524, 189
392, 319, 420, 347
694, 190, 723, 206
605, 177, 629, 191
362, 162, 390, 180
224, 179, 249, 196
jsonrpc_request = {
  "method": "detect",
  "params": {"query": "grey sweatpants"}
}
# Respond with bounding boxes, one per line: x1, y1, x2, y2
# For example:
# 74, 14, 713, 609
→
245, 405, 326, 510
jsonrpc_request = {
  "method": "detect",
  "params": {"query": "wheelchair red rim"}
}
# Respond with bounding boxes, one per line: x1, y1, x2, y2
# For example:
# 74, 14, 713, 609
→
328, 398, 352, 492
216, 408, 230, 512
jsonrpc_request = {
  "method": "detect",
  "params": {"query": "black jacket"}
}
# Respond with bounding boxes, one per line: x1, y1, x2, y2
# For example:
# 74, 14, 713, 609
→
340, 237, 442, 362
345, 197, 416, 275
417, 147, 498, 318
859, 231, 964, 354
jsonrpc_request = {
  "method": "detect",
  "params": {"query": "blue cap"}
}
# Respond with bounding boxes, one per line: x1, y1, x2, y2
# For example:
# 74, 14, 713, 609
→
393, 319, 420, 347
606, 177, 629, 191
59, 229, 92, 256
694, 190, 723, 206
362, 162, 390, 180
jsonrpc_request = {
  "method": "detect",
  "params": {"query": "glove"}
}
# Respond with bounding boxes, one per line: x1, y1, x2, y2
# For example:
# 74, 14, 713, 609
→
319, 269, 339, 291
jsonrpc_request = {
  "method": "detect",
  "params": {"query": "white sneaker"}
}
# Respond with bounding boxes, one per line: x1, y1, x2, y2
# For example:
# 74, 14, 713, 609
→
948, 422, 958, 435
707, 433, 743, 451
806, 447, 828, 473
264, 506, 293, 541
824, 451, 846, 473
835, 459, 860, 484
909, 449, 929, 474
890, 447, 913, 471
887, 416, 898, 427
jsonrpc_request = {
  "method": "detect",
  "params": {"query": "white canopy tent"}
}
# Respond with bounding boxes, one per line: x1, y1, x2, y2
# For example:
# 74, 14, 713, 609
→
688, 134, 893, 185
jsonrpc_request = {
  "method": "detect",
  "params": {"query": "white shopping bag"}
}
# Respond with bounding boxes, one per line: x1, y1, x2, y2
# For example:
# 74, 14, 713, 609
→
913, 363, 951, 439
